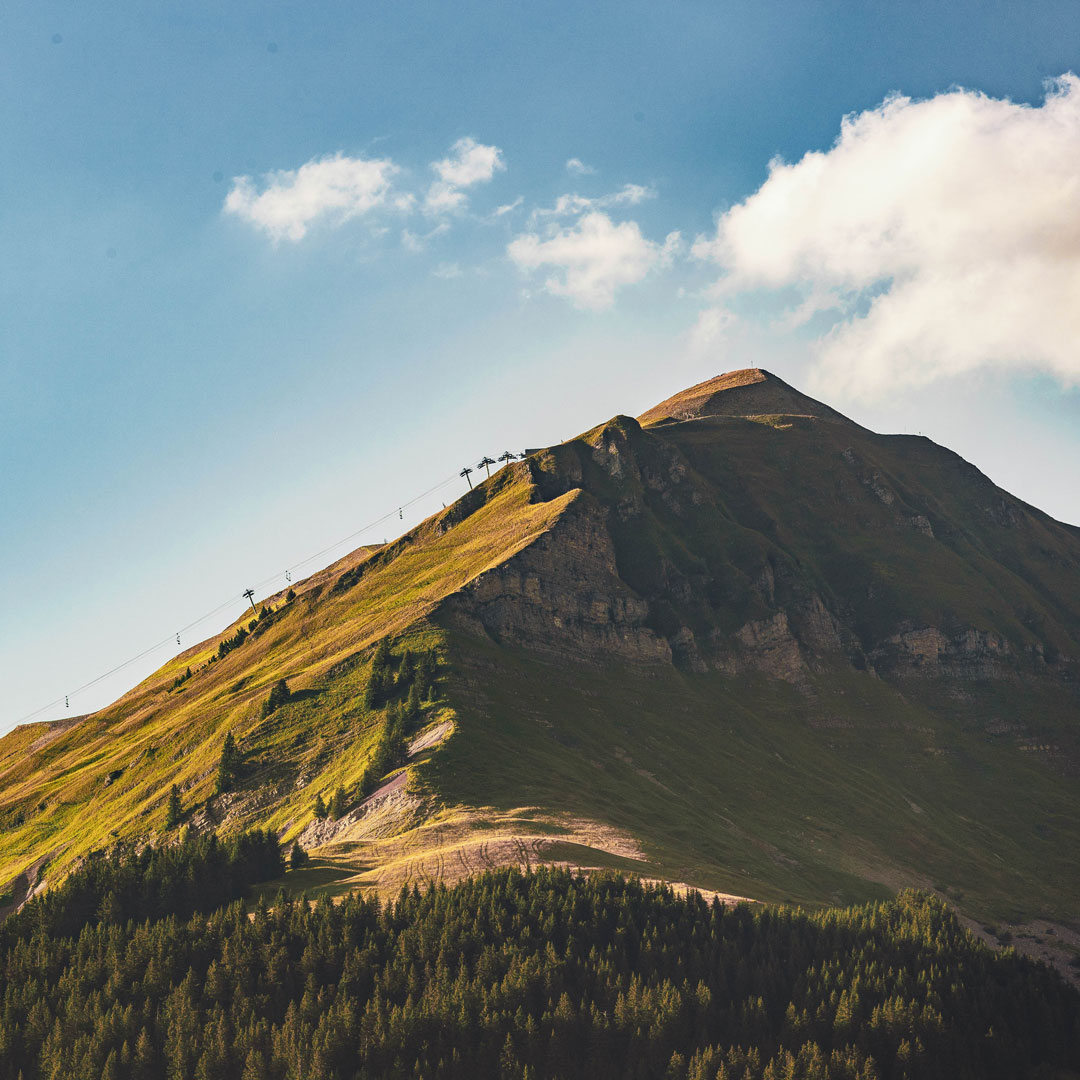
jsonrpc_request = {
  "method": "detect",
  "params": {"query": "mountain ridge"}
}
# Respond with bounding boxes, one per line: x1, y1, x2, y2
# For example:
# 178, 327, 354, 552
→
637, 367, 855, 426
3, 370, 1079, 952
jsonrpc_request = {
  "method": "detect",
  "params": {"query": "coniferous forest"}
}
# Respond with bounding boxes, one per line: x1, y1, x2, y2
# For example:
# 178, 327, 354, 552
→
0, 836, 1077, 1080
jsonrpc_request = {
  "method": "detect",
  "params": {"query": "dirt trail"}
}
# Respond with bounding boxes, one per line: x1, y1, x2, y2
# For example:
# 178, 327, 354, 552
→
408, 721, 452, 757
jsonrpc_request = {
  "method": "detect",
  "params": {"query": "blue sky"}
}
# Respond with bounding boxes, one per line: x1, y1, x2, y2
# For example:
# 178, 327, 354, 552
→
3, 0, 1080, 730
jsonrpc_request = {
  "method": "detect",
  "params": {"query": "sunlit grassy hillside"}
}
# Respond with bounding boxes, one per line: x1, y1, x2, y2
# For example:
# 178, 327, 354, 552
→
3, 369, 1078, 933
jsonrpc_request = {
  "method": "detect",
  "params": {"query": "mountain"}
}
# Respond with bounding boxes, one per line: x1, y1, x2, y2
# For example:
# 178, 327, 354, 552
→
3, 369, 1079, 939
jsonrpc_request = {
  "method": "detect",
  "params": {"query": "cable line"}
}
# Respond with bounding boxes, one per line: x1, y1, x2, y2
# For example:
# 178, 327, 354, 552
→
249, 473, 459, 595
11, 469, 464, 729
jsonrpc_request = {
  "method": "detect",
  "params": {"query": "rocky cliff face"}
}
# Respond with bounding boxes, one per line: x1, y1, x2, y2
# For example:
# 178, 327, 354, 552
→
436, 371, 1080, 713
439, 494, 671, 667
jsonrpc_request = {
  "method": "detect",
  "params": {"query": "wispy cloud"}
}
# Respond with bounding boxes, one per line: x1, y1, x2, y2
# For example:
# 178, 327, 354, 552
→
531, 183, 655, 223
694, 74, 1080, 395
401, 223, 450, 253
492, 196, 524, 218
566, 157, 596, 175
508, 211, 680, 310
425, 137, 506, 213
224, 153, 398, 242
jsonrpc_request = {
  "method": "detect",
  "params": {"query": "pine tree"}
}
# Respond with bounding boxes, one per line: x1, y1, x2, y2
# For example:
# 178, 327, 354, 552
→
133, 1030, 155, 1080
359, 766, 376, 799
372, 637, 391, 669
165, 785, 182, 830
216, 732, 240, 795
266, 678, 290, 712
404, 682, 422, 731
330, 785, 347, 820
415, 649, 437, 699
290, 841, 309, 869
313, 793, 328, 820
242, 1049, 268, 1080
364, 638, 394, 709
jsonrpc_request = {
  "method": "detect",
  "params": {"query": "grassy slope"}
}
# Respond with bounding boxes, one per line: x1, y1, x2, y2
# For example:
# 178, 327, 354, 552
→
2, 373, 1078, 930
0, 469, 570, 888
423, 635, 1080, 923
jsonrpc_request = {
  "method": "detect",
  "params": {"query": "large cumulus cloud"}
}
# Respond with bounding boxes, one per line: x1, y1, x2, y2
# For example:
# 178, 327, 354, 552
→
694, 76, 1080, 395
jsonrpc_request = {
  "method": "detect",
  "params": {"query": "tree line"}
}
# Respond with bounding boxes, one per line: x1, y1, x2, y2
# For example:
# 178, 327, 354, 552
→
0, 855, 1076, 1079
0, 830, 282, 949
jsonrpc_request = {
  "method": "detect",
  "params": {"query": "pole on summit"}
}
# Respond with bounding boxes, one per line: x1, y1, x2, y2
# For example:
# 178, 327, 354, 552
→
243, 588, 258, 616
478, 456, 496, 478
460, 467, 473, 490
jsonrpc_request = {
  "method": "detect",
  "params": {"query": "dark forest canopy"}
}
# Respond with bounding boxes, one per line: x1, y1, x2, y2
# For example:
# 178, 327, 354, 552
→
0, 845, 1077, 1080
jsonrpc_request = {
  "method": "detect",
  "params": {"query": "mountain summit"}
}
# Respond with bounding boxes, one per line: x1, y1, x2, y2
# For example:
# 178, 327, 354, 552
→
638, 368, 852, 425
2, 371, 1079, 934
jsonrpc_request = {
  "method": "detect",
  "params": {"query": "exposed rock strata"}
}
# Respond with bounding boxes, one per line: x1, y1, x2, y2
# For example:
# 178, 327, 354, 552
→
439, 499, 671, 666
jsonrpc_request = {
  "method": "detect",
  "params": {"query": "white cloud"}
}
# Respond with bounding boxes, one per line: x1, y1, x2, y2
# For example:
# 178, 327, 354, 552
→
433, 137, 504, 187
531, 183, 655, 222
401, 222, 449, 253
508, 211, 680, 310
425, 137, 505, 213
432, 262, 463, 279
693, 75, 1080, 395
566, 157, 596, 175
224, 153, 398, 241
492, 196, 524, 218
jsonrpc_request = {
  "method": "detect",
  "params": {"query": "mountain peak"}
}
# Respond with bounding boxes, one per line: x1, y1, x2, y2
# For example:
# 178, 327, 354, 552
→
638, 368, 852, 426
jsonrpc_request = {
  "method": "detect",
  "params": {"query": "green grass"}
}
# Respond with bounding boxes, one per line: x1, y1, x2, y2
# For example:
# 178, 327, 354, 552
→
2, 376, 1078, 930
0, 468, 572, 888
420, 632, 1079, 923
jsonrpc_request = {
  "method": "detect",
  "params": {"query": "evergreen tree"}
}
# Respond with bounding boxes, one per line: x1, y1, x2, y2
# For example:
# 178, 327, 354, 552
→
398, 648, 416, 688
266, 678, 291, 712
358, 766, 376, 799
289, 842, 309, 870
371, 637, 391, 669
312, 793, 328, 820
415, 648, 437, 699
364, 638, 394, 709
165, 785, 182, 830
215, 732, 241, 795
405, 682, 422, 729
329, 785, 347, 820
